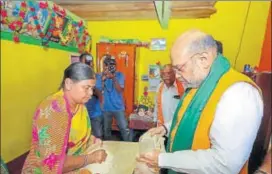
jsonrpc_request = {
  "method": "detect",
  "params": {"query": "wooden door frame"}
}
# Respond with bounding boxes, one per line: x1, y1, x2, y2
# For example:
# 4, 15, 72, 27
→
96, 42, 137, 114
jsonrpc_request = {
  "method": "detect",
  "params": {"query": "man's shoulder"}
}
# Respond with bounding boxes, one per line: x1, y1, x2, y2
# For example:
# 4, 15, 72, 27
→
95, 73, 103, 79
96, 73, 102, 77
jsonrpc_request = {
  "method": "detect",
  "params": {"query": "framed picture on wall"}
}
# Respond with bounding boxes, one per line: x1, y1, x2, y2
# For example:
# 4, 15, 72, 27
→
70, 54, 80, 64
148, 65, 161, 91
150, 38, 166, 51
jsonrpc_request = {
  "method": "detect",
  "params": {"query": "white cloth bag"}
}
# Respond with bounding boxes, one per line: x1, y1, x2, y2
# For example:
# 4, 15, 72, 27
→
134, 132, 166, 174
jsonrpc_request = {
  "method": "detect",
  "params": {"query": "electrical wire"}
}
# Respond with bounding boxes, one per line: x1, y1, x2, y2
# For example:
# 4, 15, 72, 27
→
234, 1, 252, 69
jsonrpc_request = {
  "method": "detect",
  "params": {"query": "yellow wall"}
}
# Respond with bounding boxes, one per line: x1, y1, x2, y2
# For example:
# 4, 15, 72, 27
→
88, 1, 270, 102
1, 1, 270, 163
1, 40, 73, 162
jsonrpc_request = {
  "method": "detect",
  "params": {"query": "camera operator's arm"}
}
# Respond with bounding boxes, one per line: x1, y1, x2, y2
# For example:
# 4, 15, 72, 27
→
113, 73, 124, 93
94, 88, 103, 103
95, 74, 104, 105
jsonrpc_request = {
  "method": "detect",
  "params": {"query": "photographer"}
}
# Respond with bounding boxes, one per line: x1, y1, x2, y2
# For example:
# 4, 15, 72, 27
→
79, 53, 103, 139
99, 54, 130, 141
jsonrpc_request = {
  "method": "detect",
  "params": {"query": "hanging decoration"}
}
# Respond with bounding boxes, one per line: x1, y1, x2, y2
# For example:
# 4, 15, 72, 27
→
99, 36, 149, 48
1, 1, 27, 43
41, 12, 55, 46
156, 61, 164, 70
59, 21, 74, 46
0, 1, 91, 53
29, 1, 47, 38
118, 51, 129, 67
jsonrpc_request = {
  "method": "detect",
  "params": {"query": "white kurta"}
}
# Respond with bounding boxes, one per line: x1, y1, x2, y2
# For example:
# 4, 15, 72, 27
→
153, 81, 180, 126
159, 82, 264, 174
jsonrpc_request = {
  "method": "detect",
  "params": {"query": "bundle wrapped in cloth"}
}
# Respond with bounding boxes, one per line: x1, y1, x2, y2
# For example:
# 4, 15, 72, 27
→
84, 148, 114, 174
134, 132, 166, 174
83, 141, 139, 174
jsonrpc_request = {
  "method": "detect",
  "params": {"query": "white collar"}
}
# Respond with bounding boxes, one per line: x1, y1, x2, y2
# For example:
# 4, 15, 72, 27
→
163, 80, 178, 89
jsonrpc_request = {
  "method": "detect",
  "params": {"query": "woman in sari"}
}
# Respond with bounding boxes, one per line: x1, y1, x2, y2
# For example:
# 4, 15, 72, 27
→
22, 62, 107, 174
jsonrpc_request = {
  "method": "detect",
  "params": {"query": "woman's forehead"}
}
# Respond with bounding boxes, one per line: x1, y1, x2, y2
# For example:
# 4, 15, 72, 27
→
77, 79, 95, 85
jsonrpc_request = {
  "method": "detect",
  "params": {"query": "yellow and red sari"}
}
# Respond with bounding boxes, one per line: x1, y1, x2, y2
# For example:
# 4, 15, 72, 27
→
22, 90, 92, 174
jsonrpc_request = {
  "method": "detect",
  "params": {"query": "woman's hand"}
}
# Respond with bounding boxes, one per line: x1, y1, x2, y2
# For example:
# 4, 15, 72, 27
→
87, 149, 107, 164
94, 138, 102, 146
91, 135, 102, 147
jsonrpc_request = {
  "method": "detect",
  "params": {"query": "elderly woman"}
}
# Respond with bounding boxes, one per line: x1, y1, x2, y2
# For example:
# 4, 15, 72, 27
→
22, 63, 107, 174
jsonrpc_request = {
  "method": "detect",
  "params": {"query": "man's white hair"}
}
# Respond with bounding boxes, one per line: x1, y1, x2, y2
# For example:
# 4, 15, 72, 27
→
186, 35, 218, 55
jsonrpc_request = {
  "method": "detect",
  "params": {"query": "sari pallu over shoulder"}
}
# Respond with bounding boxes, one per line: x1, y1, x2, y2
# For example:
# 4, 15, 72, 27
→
22, 90, 73, 174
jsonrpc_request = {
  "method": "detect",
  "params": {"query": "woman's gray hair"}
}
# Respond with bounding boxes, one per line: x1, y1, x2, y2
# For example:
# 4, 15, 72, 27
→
59, 62, 95, 89
187, 35, 218, 55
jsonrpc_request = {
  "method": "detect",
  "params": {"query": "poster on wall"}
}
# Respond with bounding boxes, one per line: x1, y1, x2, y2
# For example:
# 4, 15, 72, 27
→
44, 12, 69, 43
150, 38, 166, 51
148, 65, 161, 91
70, 54, 80, 64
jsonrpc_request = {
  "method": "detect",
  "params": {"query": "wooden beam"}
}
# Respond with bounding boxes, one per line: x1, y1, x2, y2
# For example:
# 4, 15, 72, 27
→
154, 0, 172, 29
58, 1, 217, 21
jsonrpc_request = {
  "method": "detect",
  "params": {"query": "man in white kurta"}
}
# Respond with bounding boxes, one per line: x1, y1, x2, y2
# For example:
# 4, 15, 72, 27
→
153, 64, 181, 127
137, 30, 263, 174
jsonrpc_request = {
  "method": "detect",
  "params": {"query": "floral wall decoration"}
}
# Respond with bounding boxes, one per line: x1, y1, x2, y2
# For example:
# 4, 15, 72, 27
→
0, 1, 91, 53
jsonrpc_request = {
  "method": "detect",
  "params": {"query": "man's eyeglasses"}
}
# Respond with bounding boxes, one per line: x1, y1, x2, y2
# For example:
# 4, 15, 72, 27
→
172, 59, 191, 73
172, 52, 205, 73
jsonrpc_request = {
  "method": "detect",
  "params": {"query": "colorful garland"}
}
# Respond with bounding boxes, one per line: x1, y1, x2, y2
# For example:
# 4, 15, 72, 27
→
52, 3, 66, 17
72, 21, 90, 53
28, 1, 49, 38
42, 3, 66, 46
41, 12, 55, 46
78, 29, 90, 53
59, 21, 74, 45
1, 1, 27, 42
1, 1, 91, 51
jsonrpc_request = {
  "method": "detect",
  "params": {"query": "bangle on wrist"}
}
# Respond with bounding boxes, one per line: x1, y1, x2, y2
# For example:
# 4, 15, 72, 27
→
82, 155, 88, 167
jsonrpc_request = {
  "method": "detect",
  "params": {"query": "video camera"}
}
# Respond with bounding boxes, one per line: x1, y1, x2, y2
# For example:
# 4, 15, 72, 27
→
103, 55, 116, 74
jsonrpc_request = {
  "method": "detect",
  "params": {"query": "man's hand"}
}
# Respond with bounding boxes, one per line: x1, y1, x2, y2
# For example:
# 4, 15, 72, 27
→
136, 149, 161, 169
148, 126, 167, 137
100, 100, 104, 110
102, 74, 107, 81
107, 73, 115, 79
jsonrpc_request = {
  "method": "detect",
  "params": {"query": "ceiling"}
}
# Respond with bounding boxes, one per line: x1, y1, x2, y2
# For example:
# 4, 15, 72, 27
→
57, 1, 217, 21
